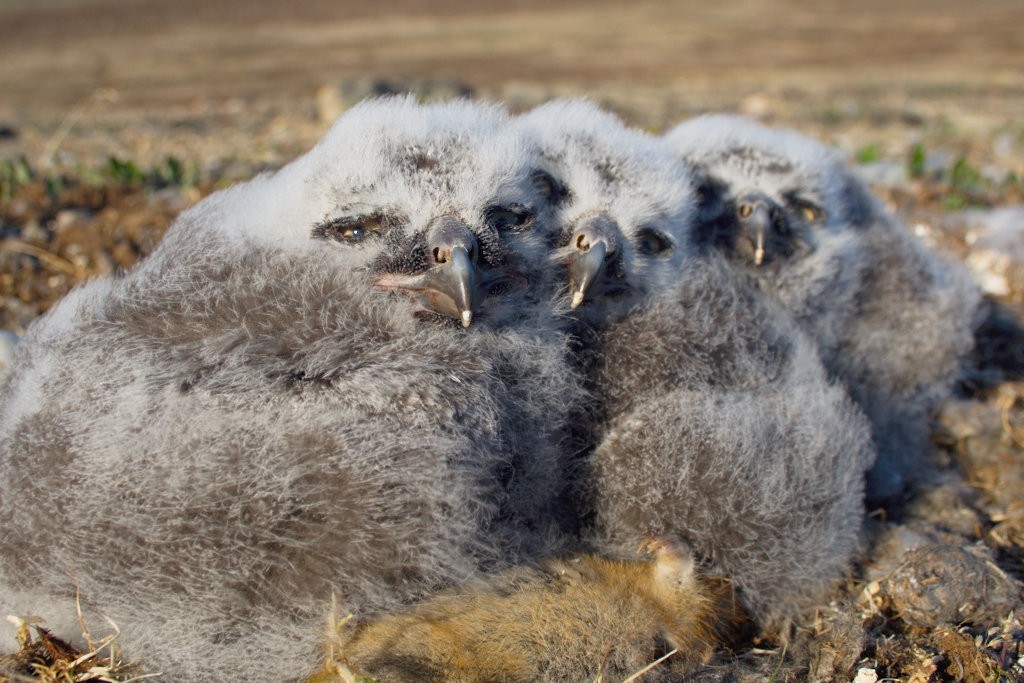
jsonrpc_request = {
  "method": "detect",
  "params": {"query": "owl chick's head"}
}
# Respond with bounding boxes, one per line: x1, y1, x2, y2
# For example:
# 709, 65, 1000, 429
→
513, 100, 697, 324
664, 114, 876, 271
206, 96, 558, 327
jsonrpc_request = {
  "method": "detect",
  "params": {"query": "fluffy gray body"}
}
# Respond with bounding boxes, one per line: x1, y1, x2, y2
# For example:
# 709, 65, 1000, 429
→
586, 257, 875, 629
510, 99, 698, 531
515, 101, 874, 629
0, 331, 15, 374
0, 98, 579, 681
665, 114, 981, 505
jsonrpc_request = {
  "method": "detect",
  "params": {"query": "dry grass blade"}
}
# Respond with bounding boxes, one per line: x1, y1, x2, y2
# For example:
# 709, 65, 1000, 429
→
36, 89, 120, 170
0, 611, 151, 683
766, 642, 788, 683
0, 240, 82, 277
306, 597, 373, 683
621, 648, 678, 683
997, 387, 1024, 448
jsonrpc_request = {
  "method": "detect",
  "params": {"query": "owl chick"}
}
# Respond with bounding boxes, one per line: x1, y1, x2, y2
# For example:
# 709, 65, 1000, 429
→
512, 102, 874, 631
584, 256, 876, 631
511, 100, 696, 327
331, 536, 745, 683
664, 114, 980, 506
508, 99, 699, 530
0, 98, 580, 681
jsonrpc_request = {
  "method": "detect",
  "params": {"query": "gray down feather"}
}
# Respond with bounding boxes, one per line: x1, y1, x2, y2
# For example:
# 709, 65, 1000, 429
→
665, 114, 981, 506
0, 236, 578, 681
0, 98, 581, 682
583, 256, 876, 629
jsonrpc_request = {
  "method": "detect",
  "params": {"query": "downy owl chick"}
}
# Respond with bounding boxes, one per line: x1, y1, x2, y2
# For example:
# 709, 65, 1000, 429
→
665, 114, 979, 506
0, 98, 580, 681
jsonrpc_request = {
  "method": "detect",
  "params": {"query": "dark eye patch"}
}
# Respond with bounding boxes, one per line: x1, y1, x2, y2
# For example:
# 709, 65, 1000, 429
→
771, 205, 793, 235
311, 213, 397, 243
695, 176, 727, 205
484, 203, 535, 233
531, 170, 571, 206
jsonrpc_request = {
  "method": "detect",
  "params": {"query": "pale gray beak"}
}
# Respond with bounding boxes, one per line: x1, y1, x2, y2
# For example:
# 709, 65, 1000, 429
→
566, 214, 620, 309
736, 192, 779, 267
374, 216, 482, 327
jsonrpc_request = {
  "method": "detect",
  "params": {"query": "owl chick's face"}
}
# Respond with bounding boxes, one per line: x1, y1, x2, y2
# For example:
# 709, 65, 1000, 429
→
665, 115, 873, 272
514, 100, 697, 323
223, 97, 555, 327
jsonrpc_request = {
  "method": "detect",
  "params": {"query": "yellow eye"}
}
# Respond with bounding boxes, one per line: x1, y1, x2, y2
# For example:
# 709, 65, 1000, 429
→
312, 214, 390, 243
341, 220, 377, 240
338, 217, 381, 241
800, 204, 824, 222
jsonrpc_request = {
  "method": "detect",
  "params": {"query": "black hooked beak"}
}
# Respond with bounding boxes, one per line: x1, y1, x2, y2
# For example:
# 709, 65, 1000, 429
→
374, 216, 482, 327
566, 214, 620, 309
735, 191, 783, 267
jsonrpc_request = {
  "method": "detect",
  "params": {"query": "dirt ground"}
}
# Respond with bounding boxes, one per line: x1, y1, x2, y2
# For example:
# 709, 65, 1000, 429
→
2, 1, 1024, 681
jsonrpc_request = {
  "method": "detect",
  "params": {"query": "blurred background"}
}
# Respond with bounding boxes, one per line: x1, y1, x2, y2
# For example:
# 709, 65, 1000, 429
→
1, 0, 1022, 170
0, 0, 1023, 332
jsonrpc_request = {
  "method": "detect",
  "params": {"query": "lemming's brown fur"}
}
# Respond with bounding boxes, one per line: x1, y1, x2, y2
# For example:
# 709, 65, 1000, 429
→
335, 537, 746, 683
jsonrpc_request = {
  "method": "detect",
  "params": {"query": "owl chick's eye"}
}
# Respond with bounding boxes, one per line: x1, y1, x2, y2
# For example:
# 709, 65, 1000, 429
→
800, 204, 824, 222
312, 214, 391, 243
695, 184, 708, 204
485, 204, 534, 233
786, 195, 825, 224
693, 175, 727, 210
531, 170, 571, 206
635, 227, 672, 255
695, 180, 716, 205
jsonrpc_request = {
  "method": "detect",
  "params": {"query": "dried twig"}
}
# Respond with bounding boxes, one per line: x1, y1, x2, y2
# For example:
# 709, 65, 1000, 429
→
0, 239, 82, 276
621, 648, 679, 683
37, 89, 120, 170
